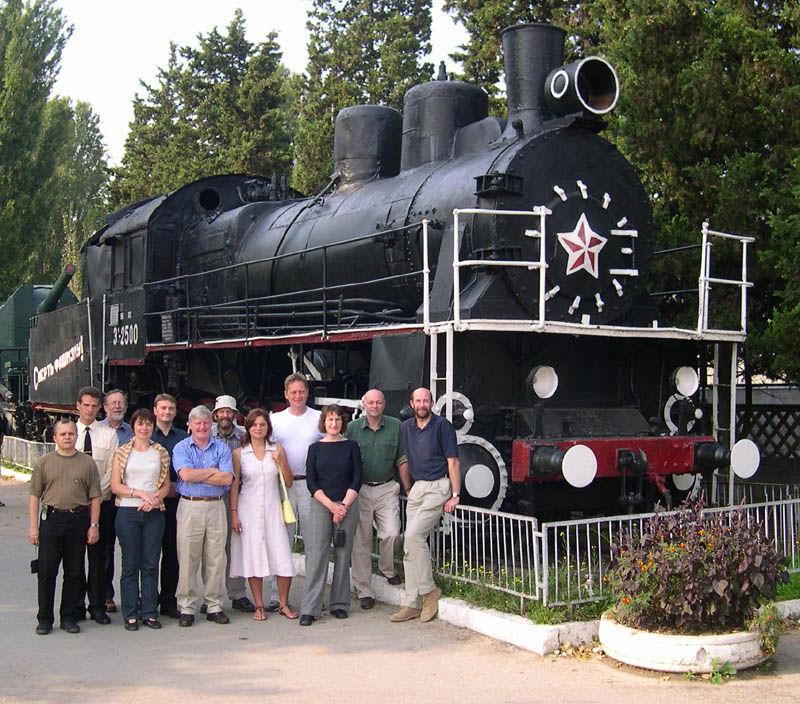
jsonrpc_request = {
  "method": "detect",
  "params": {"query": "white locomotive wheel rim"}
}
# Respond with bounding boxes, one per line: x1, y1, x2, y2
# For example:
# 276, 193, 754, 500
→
663, 393, 695, 434
562, 444, 597, 488
434, 391, 474, 435
458, 433, 507, 511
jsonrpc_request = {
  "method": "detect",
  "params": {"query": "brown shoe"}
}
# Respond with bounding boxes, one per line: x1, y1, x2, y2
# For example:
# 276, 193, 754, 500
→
420, 587, 441, 622
105, 598, 118, 613
206, 610, 230, 624
390, 606, 421, 622
178, 613, 194, 627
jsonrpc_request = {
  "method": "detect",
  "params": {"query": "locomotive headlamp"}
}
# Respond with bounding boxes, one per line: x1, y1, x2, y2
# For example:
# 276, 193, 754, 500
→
545, 57, 620, 117
670, 366, 699, 397
528, 365, 559, 399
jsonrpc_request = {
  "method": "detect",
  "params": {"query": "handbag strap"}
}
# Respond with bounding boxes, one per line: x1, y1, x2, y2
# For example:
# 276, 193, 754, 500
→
277, 461, 290, 502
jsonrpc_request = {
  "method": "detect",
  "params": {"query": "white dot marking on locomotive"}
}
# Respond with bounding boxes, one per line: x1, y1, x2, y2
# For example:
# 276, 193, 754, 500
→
544, 285, 560, 301
553, 185, 568, 202
464, 463, 495, 499
576, 180, 588, 199
612, 278, 624, 296
602, 193, 611, 209
616, 216, 628, 227
595, 293, 604, 312
568, 296, 581, 315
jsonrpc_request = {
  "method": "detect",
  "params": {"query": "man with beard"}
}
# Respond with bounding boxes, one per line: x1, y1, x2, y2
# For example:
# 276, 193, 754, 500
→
98, 389, 133, 613
391, 387, 460, 624
100, 389, 134, 445
211, 395, 256, 614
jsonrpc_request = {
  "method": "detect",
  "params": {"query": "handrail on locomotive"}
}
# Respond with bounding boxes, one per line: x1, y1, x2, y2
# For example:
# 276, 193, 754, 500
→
141, 213, 754, 348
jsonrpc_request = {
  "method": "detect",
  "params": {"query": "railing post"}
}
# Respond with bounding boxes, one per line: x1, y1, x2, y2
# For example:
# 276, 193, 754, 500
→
244, 262, 250, 340
422, 219, 430, 331
322, 246, 328, 338
453, 209, 461, 328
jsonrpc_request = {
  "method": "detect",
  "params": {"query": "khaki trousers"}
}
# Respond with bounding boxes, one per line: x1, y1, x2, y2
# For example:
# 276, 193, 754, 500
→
352, 481, 401, 599
401, 477, 450, 608
176, 498, 227, 614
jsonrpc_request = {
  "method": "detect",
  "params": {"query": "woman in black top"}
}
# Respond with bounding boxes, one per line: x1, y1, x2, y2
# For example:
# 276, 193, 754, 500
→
299, 405, 362, 626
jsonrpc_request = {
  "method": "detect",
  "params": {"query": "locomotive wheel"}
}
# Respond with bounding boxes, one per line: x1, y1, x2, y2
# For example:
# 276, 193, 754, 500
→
433, 391, 474, 435
457, 434, 508, 511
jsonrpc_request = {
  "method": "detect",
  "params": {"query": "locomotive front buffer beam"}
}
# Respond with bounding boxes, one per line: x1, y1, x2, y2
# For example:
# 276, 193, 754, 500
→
512, 436, 760, 510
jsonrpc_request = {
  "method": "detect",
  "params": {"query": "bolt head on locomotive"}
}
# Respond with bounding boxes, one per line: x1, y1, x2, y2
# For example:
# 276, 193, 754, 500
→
20, 23, 758, 517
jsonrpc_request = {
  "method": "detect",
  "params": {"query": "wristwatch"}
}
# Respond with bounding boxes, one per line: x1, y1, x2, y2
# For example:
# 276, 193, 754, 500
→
452, 493, 460, 499
90, 523, 100, 528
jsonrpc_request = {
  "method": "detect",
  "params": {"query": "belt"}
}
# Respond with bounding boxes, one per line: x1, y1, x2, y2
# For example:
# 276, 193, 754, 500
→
293, 475, 306, 480
364, 478, 393, 487
180, 495, 223, 502
51, 506, 88, 513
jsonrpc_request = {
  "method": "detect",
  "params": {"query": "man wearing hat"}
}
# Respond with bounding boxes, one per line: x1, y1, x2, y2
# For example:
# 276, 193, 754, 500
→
212, 395, 256, 614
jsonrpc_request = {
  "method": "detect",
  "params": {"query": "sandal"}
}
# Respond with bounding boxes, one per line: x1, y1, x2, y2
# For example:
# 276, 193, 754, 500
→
279, 604, 298, 620
253, 606, 267, 621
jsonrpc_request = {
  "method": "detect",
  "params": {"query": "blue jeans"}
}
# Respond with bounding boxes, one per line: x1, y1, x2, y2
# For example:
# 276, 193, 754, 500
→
115, 507, 165, 621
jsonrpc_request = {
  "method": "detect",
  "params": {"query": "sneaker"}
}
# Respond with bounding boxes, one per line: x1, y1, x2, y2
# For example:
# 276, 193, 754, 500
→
389, 606, 421, 622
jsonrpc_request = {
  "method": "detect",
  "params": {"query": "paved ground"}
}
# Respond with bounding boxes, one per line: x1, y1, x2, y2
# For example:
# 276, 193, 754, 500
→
2, 476, 800, 703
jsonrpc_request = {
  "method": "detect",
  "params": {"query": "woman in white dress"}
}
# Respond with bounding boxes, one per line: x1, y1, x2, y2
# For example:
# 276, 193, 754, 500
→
230, 409, 298, 621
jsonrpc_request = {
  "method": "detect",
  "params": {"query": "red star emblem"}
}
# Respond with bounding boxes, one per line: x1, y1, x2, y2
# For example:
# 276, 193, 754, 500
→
556, 213, 607, 279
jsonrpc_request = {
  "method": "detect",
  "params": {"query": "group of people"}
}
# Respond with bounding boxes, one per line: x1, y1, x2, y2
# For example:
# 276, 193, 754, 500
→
28, 375, 461, 635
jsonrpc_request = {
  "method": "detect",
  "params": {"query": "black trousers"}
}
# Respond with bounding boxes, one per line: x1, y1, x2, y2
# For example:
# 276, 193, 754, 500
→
159, 496, 179, 611
86, 499, 116, 616
37, 510, 88, 625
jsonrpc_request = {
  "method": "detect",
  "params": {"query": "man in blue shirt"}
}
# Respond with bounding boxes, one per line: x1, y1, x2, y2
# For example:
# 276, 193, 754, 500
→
172, 405, 234, 626
391, 387, 460, 624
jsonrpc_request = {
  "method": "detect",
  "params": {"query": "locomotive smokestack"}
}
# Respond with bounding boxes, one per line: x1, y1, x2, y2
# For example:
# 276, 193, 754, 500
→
501, 23, 566, 138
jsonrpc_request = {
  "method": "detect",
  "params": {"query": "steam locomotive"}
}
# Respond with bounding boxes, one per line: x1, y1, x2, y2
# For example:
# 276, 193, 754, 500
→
21, 23, 759, 516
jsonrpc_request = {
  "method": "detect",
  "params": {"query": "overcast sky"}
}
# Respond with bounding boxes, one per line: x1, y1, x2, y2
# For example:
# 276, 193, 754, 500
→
52, 0, 468, 165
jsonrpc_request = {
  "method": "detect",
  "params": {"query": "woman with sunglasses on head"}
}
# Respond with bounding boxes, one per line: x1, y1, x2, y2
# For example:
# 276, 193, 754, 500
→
229, 409, 298, 621
298, 404, 362, 626
110, 408, 171, 631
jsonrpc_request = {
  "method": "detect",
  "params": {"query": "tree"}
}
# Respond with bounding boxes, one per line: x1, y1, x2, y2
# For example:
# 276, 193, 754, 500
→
112, 9, 295, 206
587, 0, 800, 372
292, 0, 433, 195
442, 0, 589, 113
0, 0, 72, 299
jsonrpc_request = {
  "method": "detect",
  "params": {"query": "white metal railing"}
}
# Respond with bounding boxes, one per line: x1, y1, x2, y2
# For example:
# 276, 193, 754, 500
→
540, 496, 800, 607
697, 222, 754, 335
1, 436, 53, 470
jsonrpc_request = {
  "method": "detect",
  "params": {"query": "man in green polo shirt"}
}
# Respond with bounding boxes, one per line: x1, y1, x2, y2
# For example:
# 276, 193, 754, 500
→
345, 389, 409, 609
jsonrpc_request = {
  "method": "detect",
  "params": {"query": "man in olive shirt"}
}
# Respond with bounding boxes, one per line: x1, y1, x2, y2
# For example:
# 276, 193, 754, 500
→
28, 419, 101, 635
345, 389, 408, 609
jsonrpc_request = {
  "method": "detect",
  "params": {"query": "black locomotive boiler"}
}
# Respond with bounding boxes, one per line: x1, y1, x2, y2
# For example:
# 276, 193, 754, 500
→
26, 23, 759, 516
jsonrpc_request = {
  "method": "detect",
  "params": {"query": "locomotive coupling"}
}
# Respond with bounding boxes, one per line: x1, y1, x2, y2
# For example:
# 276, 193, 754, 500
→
528, 444, 598, 488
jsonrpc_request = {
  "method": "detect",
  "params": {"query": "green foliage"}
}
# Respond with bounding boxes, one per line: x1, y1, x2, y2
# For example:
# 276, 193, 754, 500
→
609, 498, 789, 635
775, 568, 800, 601
749, 602, 782, 657
709, 657, 737, 684
112, 9, 295, 205
0, 0, 73, 300
442, 1, 590, 113
292, 0, 433, 195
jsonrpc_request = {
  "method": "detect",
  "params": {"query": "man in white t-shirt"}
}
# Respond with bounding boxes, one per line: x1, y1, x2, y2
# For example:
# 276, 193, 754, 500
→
268, 372, 322, 610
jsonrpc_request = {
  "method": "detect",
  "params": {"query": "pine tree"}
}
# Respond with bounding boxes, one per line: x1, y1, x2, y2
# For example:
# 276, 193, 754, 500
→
111, 9, 295, 205
292, 0, 433, 195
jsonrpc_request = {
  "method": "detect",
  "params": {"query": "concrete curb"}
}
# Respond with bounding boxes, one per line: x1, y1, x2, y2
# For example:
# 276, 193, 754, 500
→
1, 465, 31, 482
293, 551, 596, 656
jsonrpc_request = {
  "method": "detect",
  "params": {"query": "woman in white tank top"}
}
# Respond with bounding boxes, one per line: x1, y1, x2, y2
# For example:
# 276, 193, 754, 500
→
111, 408, 170, 631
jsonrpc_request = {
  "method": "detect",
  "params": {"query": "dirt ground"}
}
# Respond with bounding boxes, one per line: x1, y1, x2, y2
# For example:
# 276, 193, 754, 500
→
2, 476, 799, 704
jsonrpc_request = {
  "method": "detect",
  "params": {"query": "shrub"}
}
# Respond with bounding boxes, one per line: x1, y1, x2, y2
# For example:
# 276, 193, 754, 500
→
608, 497, 788, 634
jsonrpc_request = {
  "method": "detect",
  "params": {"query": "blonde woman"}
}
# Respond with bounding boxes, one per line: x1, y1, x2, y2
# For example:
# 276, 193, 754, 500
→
110, 409, 170, 631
